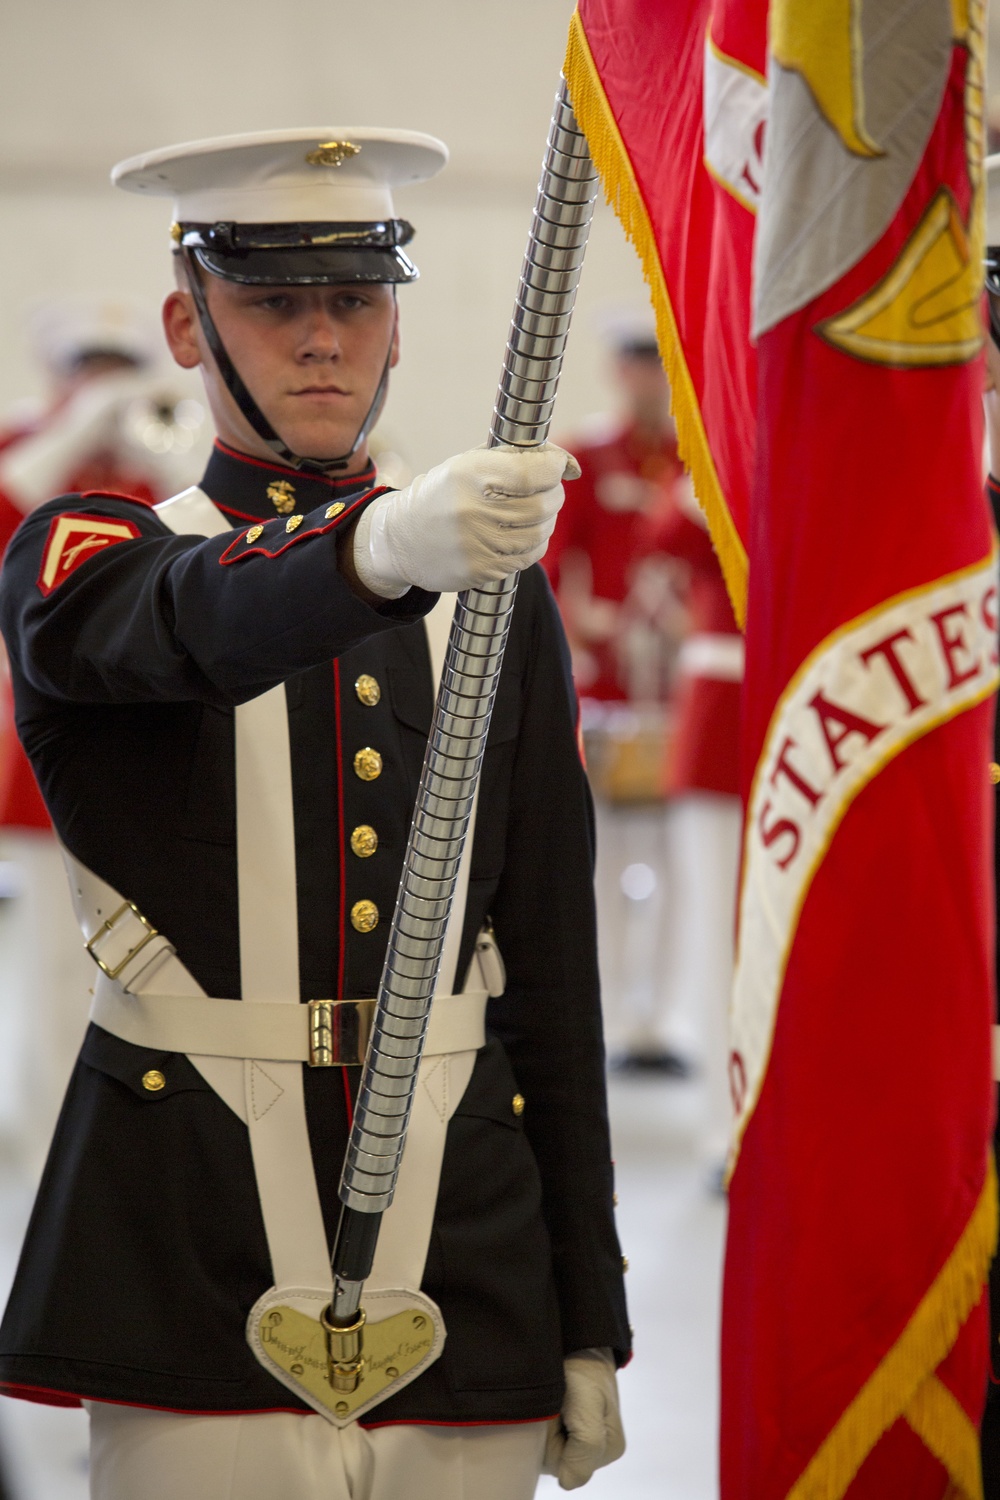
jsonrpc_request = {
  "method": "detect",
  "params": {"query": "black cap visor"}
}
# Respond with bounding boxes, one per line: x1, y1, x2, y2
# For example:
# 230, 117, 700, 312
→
180, 220, 418, 285
986, 246, 1000, 298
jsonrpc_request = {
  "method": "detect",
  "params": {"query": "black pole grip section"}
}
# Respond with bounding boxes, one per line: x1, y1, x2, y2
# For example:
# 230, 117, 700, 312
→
331, 1203, 383, 1290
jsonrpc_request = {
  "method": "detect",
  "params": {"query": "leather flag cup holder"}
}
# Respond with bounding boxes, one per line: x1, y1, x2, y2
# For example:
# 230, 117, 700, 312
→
247, 1285, 445, 1426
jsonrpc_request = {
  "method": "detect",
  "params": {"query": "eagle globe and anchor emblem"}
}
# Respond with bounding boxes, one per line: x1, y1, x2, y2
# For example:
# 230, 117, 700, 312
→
267, 479, 297, 515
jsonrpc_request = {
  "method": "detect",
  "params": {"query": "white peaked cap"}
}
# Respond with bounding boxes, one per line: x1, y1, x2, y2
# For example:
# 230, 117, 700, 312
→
987, 153, 1000, 246
594, 304, 659, 352
111, 127, 449, 224
30, 295, 163, 373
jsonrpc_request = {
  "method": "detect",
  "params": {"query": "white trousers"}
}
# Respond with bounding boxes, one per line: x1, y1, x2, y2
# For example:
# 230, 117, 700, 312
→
657, 793, 742, 1160
86, 1403, 549, 1500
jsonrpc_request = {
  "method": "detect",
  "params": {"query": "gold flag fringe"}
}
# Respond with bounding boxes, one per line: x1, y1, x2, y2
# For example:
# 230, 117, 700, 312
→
787, 1156, 996, 1500
906, 1376, 982, 1500
563, 9, 749, 627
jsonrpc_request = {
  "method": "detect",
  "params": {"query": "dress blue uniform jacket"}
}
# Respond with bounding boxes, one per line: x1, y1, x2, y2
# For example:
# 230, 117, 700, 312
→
0, 442, 630, 1422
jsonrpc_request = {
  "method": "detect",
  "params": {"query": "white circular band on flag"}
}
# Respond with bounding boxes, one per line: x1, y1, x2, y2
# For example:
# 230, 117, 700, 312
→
730, 553, 999, 1167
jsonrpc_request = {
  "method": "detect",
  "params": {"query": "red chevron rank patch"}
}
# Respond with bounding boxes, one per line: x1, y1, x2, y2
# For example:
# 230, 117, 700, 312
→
37, 513, 141, 597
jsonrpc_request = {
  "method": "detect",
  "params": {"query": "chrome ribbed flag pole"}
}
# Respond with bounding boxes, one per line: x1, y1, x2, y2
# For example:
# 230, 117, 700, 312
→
326, 80, 597, 1372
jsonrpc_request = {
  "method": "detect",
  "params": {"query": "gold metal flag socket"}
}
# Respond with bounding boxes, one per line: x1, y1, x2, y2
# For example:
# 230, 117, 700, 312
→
321, 1304, 366, 1393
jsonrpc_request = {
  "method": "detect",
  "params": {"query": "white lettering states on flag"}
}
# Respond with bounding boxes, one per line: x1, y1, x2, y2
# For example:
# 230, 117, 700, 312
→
729, 555, 1000, 1167
703, 37, 768, 215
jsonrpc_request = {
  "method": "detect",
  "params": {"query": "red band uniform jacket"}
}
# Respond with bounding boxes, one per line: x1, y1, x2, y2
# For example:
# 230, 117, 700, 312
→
0, 443, 630, 1422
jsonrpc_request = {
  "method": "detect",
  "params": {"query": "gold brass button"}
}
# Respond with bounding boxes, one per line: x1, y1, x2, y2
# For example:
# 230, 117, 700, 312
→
351, 825, 378, 858
622, 1255, 629, 1273
613, 1192, 619, 1207
990, 762, 1000, 785
512, 1093, 525, 1117
351, 899, 379, 933
326, 501, 346, 520
285, 514, 304, 533
245, 525, 263, 544
355, 673, 381, 707
353, 747, 382, 782
142, 1069, 166, 1093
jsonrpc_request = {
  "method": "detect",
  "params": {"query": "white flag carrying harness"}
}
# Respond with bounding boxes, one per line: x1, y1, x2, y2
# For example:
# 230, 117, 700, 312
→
60, 486, 504, 1424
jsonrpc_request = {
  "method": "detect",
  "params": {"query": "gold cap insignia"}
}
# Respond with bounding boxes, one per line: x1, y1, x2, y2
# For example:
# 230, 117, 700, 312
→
170, 221, 183, 244
285, 514, 304, 534
306, 141, 361, 169
267, 479, 296, 515
245, 525, 264, 544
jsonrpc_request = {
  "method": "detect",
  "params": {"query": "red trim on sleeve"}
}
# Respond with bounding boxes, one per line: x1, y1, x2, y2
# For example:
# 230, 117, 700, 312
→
77, 489, 155, 508
36, 512, 142, 597
219, 490, 384, 566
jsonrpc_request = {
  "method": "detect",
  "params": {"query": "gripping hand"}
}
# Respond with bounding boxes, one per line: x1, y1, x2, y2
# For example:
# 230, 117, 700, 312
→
352, 442, 579, 598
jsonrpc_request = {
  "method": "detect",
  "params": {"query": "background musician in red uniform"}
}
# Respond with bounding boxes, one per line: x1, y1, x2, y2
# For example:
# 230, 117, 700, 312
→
545, 314, 692, 1073
646, 476, 743, 1177
0, 297, 205, 1173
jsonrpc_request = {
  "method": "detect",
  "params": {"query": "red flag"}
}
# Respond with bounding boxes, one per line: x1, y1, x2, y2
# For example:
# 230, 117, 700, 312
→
564, 0, 764, 627
566, 1, 997, 1495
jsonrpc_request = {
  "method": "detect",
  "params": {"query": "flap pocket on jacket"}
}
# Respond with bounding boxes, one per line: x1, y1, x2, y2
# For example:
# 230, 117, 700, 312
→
82, 1023, 214, 1101
451, 1036, 525, 1131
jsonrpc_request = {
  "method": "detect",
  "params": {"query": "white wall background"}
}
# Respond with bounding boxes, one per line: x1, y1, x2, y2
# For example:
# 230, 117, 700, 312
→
0, 0, 652, 472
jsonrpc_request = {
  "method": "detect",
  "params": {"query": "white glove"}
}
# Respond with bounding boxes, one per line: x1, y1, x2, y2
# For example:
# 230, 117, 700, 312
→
0, 370, 158, 512
543, 1348, 625, 1490
351, 442, 580, 598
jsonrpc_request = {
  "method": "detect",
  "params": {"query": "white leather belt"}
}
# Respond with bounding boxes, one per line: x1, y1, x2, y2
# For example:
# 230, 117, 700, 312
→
89, 976, 487, 1064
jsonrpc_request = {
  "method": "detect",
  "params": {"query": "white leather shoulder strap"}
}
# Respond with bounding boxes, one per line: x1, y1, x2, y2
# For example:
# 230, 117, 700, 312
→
155, 485, 231, 538
157, 484, 327, 1286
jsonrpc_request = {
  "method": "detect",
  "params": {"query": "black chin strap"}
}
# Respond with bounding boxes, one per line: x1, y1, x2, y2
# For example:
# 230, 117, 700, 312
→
183, 248, 395, 476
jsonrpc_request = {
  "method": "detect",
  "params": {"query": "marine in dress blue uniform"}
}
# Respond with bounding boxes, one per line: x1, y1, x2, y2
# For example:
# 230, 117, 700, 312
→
0, 129, 630, 1500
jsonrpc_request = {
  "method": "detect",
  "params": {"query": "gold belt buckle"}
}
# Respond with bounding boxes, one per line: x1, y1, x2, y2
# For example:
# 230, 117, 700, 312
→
308, 998, 375, 1067
85, 901, 160, 980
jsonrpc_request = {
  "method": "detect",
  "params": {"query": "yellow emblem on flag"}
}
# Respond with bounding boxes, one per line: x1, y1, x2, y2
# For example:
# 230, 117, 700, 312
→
816, 189, 983, 367
770, 0, 882, 158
